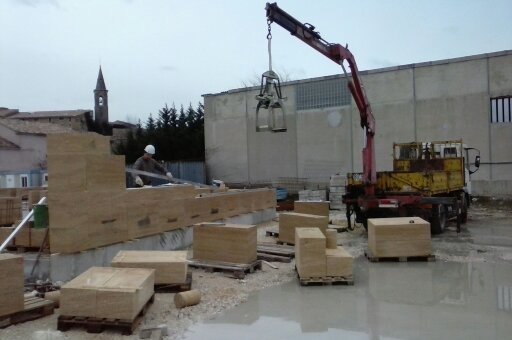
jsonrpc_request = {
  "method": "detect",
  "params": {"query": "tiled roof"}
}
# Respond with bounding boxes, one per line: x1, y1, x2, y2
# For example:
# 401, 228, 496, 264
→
0, 118, 74, 135
10, 109, 91, 119
0, 136, 20, 150
111, 120, 136, 128
0, 108, 20, 118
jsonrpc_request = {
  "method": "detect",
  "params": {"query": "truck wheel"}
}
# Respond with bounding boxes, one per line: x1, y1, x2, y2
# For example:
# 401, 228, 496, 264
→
431, 204, 446, 234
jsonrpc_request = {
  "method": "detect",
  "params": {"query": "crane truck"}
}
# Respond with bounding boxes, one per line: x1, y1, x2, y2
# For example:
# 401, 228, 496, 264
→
260, 2, 481, 234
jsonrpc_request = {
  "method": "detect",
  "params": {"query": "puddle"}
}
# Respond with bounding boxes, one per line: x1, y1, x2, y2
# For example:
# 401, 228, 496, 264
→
184, 259, 512, 340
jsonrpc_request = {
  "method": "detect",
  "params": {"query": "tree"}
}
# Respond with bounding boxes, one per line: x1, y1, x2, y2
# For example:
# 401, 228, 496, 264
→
116, 101, 206, 163
146, 113, 156, 133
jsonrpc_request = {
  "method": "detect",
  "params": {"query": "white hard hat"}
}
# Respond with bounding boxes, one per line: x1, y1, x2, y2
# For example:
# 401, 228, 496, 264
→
144, 144, 155, 155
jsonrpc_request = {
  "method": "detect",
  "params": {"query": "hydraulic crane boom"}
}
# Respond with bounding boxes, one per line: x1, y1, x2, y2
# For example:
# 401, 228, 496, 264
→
265, 2, 376, 195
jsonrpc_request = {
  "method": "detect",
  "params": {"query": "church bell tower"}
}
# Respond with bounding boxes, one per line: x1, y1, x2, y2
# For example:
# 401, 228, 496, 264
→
94, 66, 109, 127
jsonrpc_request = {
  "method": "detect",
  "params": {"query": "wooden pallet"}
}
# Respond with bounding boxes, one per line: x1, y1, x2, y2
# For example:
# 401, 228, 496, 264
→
189, 259, 262, 279
57, 294, 154, 335
257, 253, 291, 263
154, 272, 192, 293
297, 273, 354, 286
0, 296, 54, 328
365, 251, 436, 263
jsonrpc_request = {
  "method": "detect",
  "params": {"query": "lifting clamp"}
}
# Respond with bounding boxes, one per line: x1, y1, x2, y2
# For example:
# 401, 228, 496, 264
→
255, 20, 287, 132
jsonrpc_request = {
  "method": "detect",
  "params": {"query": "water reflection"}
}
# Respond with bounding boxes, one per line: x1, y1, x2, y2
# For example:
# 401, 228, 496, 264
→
184, 259, 512, 340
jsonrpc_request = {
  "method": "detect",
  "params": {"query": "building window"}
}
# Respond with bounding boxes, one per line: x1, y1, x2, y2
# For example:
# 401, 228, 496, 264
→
490, 96, 512, 123
296, 77, 351, 111
99, 96, 104, 106
20, 174, 29, 188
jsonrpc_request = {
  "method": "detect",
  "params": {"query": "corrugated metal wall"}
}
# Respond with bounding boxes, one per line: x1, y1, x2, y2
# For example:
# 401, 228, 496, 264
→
127, 161, 206, 187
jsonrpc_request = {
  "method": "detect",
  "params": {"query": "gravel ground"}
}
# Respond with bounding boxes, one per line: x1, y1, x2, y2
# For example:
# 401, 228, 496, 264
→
1, 200, 510, 340
0, 220, 296, 340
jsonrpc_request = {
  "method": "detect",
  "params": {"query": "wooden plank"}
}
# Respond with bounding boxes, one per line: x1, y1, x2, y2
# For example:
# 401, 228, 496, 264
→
368, 217, 431, 258
295, 228, 326, 279
0, 297, 54, 328
0, 254, 24, 317
193, 223, 257, 264
111, 250, 188, 284
257, 243, 295, 257
279, 212, 328, 245
154, 272, 192, 293
60, 267, 155, 320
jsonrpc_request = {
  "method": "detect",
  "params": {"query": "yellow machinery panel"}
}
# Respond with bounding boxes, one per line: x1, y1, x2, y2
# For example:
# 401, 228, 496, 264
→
376, 171, 463, 196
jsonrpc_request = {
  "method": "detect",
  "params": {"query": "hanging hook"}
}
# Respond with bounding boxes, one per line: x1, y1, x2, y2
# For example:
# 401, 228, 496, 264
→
255, 21, 287, 133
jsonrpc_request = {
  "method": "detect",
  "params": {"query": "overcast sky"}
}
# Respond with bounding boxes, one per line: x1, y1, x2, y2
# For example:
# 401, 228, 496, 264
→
1, 0, 511, 123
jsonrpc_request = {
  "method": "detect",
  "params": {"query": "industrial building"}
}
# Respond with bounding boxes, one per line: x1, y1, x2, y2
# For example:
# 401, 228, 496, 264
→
204, 50, 512, 197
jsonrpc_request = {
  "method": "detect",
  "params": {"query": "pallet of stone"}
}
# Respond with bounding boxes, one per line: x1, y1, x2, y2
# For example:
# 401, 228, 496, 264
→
279, 212, 328, 245
111, 250, 188, 285
0, 296, 54, 328
188, 259, 262, 279
368, 217, 432, 259
57, 294, 155, 335
193, 223, 257, 264
365, 251, 436, 263
154, 272, 192, 293
295, 228, 326, 279
60, 267, 155, 323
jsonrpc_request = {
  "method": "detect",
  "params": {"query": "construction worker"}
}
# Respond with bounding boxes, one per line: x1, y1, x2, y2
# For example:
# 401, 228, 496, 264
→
133, 144, 173, 187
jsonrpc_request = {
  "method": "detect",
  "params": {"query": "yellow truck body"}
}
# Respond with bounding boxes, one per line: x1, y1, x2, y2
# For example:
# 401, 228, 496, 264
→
347, 140, 466, 196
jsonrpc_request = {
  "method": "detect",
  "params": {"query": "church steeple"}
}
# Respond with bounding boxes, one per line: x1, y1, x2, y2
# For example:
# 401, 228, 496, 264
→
94, 66, 109, 129
96, 66, 107, 91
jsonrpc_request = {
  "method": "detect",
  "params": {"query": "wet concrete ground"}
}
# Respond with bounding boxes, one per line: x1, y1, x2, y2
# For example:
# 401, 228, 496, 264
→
183, 203, 512, 340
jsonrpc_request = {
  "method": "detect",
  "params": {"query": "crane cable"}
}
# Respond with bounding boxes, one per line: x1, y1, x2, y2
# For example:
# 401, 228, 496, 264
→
267, 19, 273, 72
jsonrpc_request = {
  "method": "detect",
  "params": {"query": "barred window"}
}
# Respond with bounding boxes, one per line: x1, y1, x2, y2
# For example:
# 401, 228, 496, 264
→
296, 78, 350, 110
490, 96, 512, 123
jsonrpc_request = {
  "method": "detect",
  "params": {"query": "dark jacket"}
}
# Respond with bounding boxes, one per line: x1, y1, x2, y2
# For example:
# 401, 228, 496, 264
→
133, 156, 166, 185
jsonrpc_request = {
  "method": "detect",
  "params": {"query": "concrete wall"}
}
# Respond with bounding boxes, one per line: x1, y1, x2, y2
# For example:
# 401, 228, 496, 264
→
17, 115, 88, 132
0, 127, 47, 172
204, 50, 512, 197
0, 126, 48, 188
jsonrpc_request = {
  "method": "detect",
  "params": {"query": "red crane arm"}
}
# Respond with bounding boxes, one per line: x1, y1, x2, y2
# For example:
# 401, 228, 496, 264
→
265, 2, 376, 193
